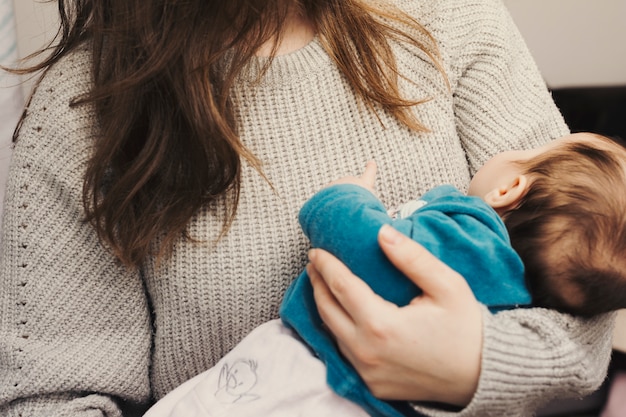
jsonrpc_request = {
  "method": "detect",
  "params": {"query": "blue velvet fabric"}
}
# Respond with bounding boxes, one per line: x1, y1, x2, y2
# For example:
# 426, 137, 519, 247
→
280, 184, 529, 417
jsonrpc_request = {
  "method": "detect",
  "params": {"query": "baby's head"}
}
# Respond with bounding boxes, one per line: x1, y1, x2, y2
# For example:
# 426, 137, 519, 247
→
469, 132, 626, 316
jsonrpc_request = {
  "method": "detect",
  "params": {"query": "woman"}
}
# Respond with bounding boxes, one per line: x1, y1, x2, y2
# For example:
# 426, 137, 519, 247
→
0, 0, 614, 416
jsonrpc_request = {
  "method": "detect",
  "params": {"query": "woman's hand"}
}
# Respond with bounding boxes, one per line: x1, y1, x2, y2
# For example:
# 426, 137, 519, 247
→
307, 224, 483, 407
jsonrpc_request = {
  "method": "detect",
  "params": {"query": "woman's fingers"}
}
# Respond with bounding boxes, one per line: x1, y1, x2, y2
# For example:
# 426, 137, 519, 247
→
308, 248, 385, 327
306, 260, 354, 339
378, 224, 475, 304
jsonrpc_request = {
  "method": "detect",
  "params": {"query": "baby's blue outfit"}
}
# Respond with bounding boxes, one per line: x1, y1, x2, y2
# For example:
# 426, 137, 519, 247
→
280, 184, 530, 417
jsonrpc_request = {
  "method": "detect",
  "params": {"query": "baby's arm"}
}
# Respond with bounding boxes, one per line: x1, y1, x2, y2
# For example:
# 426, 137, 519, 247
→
324, 160, 378, 194
299, 162, 421, 305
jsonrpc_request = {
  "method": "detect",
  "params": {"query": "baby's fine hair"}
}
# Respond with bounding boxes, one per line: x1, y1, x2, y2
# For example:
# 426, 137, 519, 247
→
503, 134, 626, 317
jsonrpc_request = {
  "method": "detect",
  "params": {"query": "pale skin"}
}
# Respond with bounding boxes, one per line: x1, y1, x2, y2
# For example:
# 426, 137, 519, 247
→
256, 7, 316, 57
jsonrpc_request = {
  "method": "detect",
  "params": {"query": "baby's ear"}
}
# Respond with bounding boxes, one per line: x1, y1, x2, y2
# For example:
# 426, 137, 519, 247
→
484, 175, 529, 213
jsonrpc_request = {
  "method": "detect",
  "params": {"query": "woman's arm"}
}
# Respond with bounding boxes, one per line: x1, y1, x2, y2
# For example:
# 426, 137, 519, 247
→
444, 0, 569, 171
0, 47, 152, 416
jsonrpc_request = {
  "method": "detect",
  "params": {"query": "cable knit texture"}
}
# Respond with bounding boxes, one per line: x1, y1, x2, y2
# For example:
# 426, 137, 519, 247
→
0, 0, 614, 416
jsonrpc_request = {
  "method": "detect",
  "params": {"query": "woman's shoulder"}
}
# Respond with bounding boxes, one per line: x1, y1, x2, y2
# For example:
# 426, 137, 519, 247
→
392, 0, 529, 82
389, 0, 514, 54
12, 44, 97, 189
16, 44, 96, 153
392, 0, 512, 40
28, 44, 94, 118
393, 0, 504, 17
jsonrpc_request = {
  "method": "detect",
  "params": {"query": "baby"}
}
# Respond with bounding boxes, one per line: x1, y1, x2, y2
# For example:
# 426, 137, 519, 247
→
145, 132, 626, 417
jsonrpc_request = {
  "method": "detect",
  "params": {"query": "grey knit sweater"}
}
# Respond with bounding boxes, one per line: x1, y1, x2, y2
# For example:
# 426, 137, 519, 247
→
0, 0, 615, 416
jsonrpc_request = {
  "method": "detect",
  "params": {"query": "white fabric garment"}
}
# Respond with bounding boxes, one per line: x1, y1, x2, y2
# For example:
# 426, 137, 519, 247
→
0, 0, 23, 247
144, 319, 369, 417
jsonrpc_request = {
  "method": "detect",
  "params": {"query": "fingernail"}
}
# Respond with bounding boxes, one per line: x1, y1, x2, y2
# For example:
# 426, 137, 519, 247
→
379, 224, 400, 244
308, 249, 318, 262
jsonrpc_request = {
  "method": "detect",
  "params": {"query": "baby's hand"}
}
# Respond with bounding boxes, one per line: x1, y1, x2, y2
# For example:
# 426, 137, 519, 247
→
327, 161, 377, 194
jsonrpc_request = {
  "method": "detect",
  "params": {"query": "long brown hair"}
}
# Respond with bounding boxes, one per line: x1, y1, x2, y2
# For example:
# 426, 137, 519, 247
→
14, 0, 444, 268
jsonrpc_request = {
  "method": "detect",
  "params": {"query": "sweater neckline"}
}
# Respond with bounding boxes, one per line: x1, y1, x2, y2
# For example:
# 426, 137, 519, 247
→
237, 36, 331, 87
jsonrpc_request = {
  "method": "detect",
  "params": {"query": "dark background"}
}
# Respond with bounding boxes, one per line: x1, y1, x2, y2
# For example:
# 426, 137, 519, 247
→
552, 85, 626, 143
538, 85, 626, 417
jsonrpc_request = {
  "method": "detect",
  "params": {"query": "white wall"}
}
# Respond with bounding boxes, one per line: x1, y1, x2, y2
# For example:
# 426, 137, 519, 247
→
503, 0, 626, 88
1, 0, 25, 243
13, 0, 57, 60
12, 0, 57, 95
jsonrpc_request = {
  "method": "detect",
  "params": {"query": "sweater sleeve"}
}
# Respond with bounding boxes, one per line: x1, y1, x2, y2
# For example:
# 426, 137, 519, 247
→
444, 0, 569, 175
413, 1, 615, 415
414, 308, 615, 417
0, 48, 152, 417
